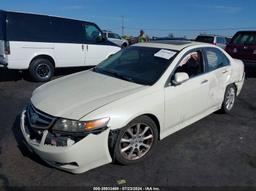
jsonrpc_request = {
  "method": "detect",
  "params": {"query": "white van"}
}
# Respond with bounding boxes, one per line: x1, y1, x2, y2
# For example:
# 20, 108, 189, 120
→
0, 10, 120, 81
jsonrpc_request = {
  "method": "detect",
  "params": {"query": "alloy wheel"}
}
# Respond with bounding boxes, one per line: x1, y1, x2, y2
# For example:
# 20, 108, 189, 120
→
119, 123, 154, 161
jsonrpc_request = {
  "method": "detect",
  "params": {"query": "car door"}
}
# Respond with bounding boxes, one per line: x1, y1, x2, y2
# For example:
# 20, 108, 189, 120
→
204, 47, 231, 107
51, 17, 85, 67
164, 49, 211, 130
84, 24, 118, 66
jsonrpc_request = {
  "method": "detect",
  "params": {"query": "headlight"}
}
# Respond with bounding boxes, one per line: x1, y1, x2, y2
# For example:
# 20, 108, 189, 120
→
52, 117, 110, 133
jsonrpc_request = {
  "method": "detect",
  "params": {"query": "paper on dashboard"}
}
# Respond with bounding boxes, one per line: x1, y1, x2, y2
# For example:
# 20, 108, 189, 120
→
154, 49, 176, 60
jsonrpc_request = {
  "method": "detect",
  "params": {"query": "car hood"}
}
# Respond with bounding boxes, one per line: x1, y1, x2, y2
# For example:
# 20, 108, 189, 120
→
31, 70, 145, 120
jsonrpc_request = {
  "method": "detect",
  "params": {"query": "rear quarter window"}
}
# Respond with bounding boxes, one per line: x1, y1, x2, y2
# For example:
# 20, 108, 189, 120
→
7, 12, 52, 42
6, 12, 84, 43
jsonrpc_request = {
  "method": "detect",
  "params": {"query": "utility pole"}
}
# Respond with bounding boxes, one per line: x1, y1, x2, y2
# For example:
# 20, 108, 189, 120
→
121, 16, 124, 36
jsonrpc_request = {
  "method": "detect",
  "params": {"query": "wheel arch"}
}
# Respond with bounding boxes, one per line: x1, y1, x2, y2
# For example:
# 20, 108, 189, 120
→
108, 113, 161, 162
109, 113, 161, 142
29, 54, 55, 68
143, 113, 161, 140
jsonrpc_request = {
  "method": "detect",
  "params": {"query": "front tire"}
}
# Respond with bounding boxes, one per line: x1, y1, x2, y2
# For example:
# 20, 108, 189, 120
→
113, 116, 158, 165
220, 84, 236, 113
29, 58, 54, 82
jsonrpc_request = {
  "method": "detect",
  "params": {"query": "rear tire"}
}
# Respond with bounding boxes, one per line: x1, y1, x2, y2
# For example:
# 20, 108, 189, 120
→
29, 58, 54, 82
220, 84, 236, 113
113, 116, 158, 165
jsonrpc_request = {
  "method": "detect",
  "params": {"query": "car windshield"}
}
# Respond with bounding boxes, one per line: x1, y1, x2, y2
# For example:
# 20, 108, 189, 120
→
195, 36, 214, 43
232, 33, 256, 45
93, 46, 177, 85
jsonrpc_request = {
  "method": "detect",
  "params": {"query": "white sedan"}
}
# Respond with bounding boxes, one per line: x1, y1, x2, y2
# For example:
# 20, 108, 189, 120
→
20, 41, 245, 173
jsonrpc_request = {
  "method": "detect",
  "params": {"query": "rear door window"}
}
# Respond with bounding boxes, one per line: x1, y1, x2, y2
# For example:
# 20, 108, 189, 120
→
205, 48, 230, 72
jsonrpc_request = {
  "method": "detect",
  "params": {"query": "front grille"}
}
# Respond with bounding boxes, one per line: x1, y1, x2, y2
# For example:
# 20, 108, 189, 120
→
27, 104, 56, 130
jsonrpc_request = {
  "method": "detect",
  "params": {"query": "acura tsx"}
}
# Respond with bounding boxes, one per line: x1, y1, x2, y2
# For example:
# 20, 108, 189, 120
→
20, 40, 245, 173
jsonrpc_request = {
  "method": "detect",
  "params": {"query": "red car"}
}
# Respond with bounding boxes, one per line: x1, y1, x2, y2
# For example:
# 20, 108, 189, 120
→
225, 31, 256, 62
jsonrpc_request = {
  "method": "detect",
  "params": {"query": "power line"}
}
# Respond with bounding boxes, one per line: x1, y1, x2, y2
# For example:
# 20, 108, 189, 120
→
121, 16, 124, 36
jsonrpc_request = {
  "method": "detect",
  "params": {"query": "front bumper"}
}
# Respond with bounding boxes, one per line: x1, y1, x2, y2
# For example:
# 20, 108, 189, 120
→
20, 109, 112, 174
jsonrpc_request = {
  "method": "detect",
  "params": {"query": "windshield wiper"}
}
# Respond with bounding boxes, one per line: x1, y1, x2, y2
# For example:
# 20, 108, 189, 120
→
93, 67, 138, 84
107, 70, 135, 83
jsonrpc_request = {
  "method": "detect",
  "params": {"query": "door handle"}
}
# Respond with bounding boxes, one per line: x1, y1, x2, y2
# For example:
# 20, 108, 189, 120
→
201, 79, 208, 84
82, 44, 84, 50
86, 45, 88, 51
222, 70, 228, 74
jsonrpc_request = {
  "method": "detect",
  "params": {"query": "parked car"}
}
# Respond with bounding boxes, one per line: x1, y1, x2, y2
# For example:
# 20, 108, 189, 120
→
151, 37, 187, 41
225, 31, 256, 62
195, 34, 228, 49
0, 10, 120, 82
21, 41, 244, 173
103, 30, 129, 48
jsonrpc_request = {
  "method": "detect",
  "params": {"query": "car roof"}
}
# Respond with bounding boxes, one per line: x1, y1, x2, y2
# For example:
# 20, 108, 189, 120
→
133, 40, 208, 51
197, 34, 225, 38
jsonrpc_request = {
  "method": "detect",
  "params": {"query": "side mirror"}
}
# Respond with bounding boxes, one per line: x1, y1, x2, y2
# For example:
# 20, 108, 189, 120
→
172, 72, 189, 85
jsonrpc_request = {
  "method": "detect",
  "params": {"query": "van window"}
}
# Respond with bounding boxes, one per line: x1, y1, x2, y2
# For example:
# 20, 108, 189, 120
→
232, 33, 256, 45
0, 11, 5, 40
6, 12, 84, 43
85, 24, 102, 43
51, 17, 84, 43
7, 12, 52, 42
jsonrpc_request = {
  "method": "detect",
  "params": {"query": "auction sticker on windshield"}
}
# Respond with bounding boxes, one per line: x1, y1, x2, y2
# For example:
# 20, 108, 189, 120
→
154, 49, 176, 60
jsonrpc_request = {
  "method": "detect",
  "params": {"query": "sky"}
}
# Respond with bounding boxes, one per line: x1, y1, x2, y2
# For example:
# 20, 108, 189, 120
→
1, 0, 256, 38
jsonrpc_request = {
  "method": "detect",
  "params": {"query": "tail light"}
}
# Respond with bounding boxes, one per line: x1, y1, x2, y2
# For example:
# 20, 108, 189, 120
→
4, 41, 10, 55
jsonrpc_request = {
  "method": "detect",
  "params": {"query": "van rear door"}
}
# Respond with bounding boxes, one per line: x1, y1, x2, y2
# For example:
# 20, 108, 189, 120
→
0, 10, 7, 66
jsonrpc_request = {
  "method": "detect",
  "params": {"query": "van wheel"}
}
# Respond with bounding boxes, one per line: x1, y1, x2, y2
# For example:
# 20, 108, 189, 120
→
113, 116, 158, 165
29, 58, 54, 82
220, 84, 236, 113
